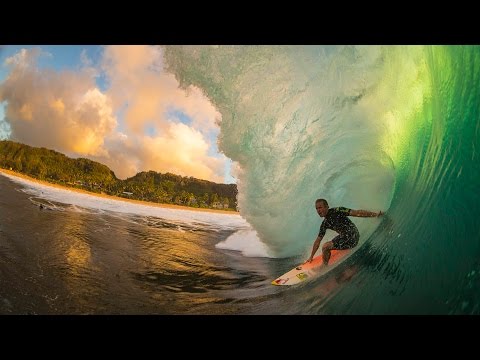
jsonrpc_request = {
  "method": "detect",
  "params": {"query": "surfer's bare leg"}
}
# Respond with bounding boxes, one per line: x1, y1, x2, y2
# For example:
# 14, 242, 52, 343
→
322, 241, 334, 265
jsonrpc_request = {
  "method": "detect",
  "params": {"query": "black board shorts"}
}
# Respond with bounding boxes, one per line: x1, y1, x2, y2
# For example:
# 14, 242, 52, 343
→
332, 228, 359, 250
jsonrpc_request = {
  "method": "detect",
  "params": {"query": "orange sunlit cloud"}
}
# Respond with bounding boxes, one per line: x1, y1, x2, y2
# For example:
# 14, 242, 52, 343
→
0, 48, 116, 157
0, 46, 226, 182
102, 45, 221, 134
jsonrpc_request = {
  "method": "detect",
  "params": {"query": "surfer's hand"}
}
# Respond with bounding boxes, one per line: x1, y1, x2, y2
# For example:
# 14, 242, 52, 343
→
305, 257, 313, 264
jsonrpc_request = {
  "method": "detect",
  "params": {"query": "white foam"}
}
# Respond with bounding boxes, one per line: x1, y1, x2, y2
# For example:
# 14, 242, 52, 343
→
215, 229, 274, 258
1, 171, 248, 229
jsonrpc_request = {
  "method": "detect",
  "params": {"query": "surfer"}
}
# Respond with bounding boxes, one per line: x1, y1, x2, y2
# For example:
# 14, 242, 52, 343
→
306, 199, 383, 265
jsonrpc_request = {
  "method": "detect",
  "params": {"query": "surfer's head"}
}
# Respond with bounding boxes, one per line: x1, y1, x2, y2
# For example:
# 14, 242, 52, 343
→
315, 199, 329, 217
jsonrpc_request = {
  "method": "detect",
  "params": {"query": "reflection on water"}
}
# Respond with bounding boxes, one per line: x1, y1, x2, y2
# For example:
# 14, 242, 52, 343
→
0, 174, 366, 314
66, 240, 91, 269
63, 217, 92, 271
0, 175, 286, 314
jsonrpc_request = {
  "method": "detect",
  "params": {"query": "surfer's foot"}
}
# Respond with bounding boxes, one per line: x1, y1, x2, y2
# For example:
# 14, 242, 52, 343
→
322, 255, 329, 265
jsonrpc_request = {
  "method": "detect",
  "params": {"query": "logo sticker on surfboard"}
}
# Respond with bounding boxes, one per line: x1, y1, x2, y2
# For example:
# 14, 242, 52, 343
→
296, 273, 308, 280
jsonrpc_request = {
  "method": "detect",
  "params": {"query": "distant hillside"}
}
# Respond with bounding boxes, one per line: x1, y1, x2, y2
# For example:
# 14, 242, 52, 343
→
124, 171, 237, 209
0, 140, 237, 211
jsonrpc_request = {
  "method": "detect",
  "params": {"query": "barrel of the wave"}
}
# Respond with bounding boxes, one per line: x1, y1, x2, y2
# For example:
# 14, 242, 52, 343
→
319, 46, 480, 314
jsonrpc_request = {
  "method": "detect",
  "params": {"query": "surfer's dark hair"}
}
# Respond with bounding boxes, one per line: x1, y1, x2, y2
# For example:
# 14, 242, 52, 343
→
315, 199, 328, 206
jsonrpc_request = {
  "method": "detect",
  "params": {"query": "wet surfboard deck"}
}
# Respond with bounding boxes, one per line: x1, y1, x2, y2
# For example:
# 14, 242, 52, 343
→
271, 249, 350, 286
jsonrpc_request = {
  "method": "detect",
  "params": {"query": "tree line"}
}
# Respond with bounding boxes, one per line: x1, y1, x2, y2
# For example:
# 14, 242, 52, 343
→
0, 140, 237, 211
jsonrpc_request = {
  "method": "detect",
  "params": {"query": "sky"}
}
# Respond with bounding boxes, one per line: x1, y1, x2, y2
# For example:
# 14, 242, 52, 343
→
0, 45, 235, 184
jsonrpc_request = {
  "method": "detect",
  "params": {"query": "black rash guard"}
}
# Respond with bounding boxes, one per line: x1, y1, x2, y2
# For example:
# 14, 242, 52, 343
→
318, 207, 359, 239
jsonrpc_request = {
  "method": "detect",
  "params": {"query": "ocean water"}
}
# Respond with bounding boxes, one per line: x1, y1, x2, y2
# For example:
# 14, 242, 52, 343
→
1, 45, 480, 314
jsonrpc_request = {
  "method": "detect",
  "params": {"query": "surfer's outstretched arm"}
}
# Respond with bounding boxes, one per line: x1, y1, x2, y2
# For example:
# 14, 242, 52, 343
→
350, 210, 384, 218
306, 235, 323, 263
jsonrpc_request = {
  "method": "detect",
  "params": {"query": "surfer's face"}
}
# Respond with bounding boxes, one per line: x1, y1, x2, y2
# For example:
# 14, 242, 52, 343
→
315, 202, 328, 217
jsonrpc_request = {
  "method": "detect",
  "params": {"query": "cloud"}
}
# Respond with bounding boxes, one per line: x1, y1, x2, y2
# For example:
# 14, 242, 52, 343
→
95, 45, 226, 181
90, 123, 225, 182
102, 45, 221, 135
0, 46, 226, 182
141, 123, 224, 182
4, 48, 42, 67
79, 48, 99, 79
0, 47, 116, 156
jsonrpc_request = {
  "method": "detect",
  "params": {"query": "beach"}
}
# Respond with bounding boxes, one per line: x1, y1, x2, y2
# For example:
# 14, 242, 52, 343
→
0, 168, 238, 215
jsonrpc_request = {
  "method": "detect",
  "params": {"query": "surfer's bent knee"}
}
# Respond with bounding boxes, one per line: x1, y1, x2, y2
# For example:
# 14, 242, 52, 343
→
322, 241, 333, 251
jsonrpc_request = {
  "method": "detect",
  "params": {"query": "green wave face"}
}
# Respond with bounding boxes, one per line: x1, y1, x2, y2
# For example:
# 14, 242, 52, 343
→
164, 45, 480, 313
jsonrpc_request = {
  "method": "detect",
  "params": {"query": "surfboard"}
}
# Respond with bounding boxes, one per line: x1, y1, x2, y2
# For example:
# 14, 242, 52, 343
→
271, 249, 350, 286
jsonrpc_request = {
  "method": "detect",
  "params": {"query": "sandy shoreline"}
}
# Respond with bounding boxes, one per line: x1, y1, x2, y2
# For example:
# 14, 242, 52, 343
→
0, 168, 239, 215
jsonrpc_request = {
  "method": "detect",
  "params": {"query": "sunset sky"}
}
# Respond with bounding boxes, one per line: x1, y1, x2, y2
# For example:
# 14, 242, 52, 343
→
0, 45, 235, 183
